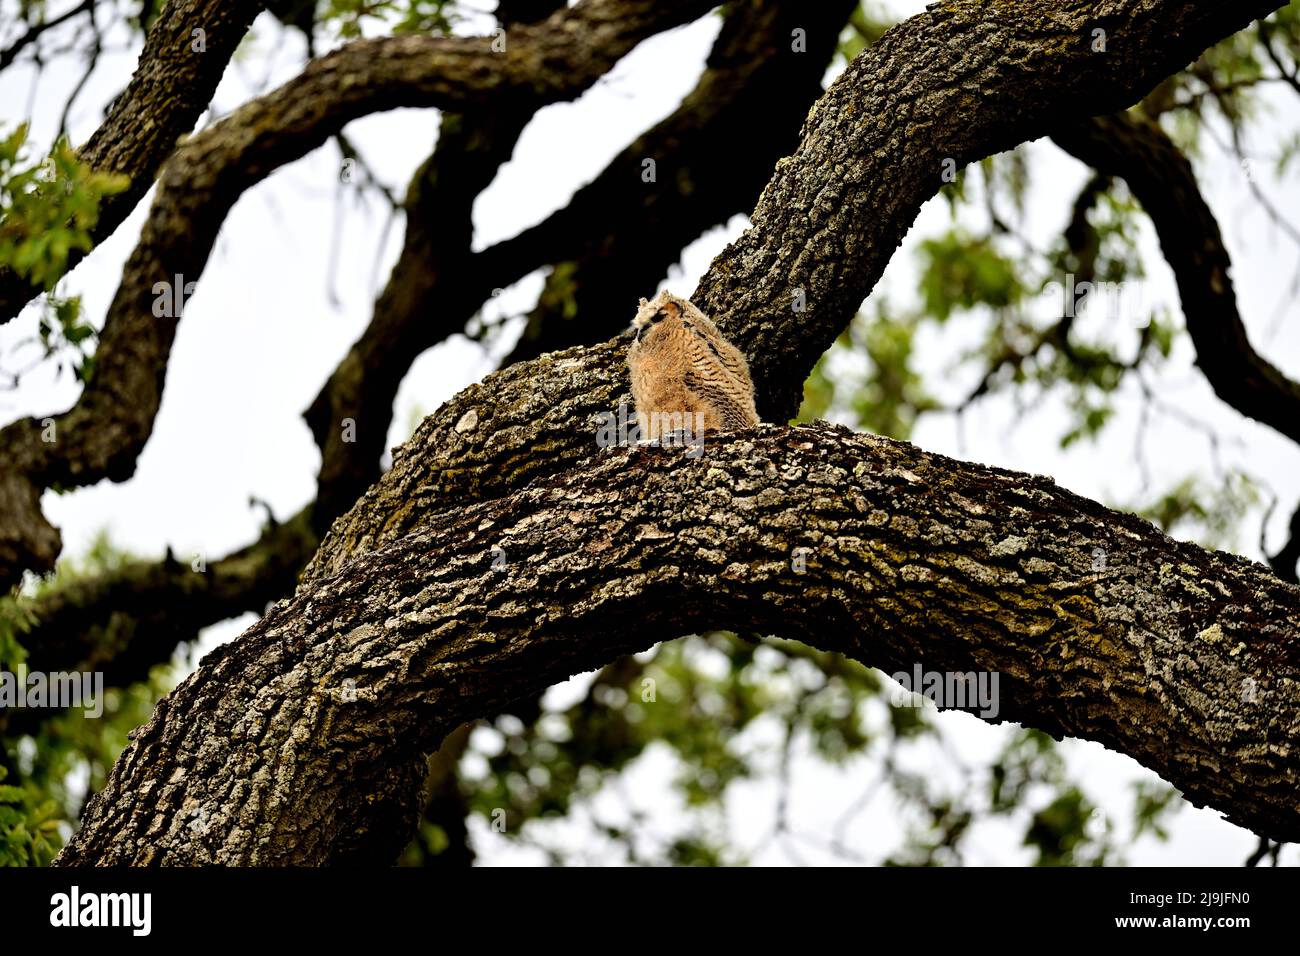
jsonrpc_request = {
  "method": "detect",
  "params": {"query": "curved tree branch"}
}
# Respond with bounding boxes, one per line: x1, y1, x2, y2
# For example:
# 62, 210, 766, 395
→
1051, 111, 1300, 447
305, 0, 1285, 583
44, 0, 1293, 864
0, 0, 719, 590
54, 422, 1300, 863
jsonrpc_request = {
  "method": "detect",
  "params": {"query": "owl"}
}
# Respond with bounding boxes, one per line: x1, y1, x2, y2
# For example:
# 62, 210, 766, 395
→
627, 291, 760, 442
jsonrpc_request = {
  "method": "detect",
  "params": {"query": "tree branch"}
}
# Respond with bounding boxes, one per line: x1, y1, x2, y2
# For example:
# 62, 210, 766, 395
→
0, 0, 95, 73
45, 0, 1292, 864
54, 422, 1300, 863
306, 0, 1285, 583
1269, 500, 1300, 585
1, 0, 570, 703
305, 0, 855, 526
0, 0, 719, 590
305, 109, 536, 533
503, 0, 856, 365
1, 0, 850, 770
0, 506, 316, 738
1051, 111, 1300, 447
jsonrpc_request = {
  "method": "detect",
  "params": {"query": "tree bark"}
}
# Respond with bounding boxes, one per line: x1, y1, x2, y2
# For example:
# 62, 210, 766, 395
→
9, 0, 852, 707
54, 423, 1300, 863
0, 0, 718, 590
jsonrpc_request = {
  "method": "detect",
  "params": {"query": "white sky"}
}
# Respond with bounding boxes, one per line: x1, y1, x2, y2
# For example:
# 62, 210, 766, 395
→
1, 0, 1297, 865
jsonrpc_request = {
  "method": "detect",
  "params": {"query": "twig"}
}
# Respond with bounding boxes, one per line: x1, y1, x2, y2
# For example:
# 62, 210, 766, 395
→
0, 0, 94, 72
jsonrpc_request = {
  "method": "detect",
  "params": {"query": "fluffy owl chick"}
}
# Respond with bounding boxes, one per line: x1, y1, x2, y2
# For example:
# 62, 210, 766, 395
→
627, 291, 760, 442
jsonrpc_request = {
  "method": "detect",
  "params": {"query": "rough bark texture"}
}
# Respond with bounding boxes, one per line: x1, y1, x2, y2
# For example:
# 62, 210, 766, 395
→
0, 0, 717, 590
54, 423, 1300, 864
305, 0, 1285, 583
10, 0, 850, 700
1052, 112, 1300, 446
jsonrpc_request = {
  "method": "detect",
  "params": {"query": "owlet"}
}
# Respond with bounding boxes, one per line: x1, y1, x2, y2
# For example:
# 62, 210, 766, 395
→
627, 291, 760, 441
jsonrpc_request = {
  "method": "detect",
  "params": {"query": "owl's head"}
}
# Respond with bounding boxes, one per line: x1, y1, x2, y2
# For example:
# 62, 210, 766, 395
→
631, 291, 689, 342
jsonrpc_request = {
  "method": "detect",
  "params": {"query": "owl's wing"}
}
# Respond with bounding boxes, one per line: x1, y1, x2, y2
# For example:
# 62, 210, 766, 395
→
682, 318, 756, 391
679, 323, 759, 430
684, 371, 758, 430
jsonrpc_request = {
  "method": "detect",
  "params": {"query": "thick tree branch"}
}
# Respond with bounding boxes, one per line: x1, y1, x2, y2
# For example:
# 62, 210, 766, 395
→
55, 423, 1300, 863
46, 0, 1292, 864
1, 0, 843, 765
1, 0, 562, 700
0, 0, 718, 590
20, 0, 735, 634
306, 0, 1285, 583
1051, 111, 1300, 447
